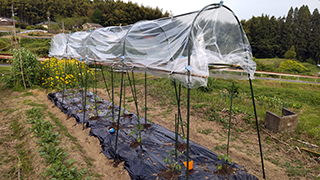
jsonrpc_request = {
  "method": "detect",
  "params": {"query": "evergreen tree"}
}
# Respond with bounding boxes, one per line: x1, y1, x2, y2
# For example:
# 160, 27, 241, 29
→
91, 8, 103, 24
294, 5, 311, 61
284, 45, 296, 59
282, 7, 294, 52
310, 9, 320, 64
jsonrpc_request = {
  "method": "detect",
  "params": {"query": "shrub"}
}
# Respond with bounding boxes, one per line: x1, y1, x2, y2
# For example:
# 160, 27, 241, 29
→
0, 40, 7, 51
284, 45, 296, 59
306, 58, 315, 65
5, 48, 41, 88
25, 25, 35, 30
279, 60, 310, 74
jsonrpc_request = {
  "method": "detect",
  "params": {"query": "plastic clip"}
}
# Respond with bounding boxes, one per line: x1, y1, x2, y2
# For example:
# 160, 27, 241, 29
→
219, 0, 224, 6
185, 66, 191, 71
121, 56, 125, 60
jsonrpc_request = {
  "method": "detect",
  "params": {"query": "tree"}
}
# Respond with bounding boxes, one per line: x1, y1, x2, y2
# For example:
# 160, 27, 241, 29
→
91, 8, 103, 25
310, 9, 320, 64
284, 45, 296, 59
294, 5, 311, 61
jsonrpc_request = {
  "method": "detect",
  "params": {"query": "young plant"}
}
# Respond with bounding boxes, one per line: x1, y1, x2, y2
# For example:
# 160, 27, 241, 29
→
163, 150, 182, 173
217, 154, 232, 171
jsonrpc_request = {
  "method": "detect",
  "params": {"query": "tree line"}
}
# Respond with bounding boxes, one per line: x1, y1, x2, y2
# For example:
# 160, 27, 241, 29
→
0, 0, 169, 29
241, 5, 320, 64
1, 1, 319, 63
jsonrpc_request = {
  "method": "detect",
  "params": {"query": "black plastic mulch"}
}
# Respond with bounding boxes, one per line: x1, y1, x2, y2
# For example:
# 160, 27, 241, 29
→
48, 90, 258, 180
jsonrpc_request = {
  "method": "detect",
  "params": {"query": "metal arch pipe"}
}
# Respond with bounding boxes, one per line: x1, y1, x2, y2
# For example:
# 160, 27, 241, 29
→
186, 4, 220, 179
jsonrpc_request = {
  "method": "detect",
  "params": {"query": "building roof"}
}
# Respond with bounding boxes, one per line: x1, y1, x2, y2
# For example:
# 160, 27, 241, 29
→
0, 17, 17, 23
83, 23, 102, 27
35, 21, 57, 26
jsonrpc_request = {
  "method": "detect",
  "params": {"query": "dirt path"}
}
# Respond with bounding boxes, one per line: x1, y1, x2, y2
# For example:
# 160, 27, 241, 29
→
0, 89, 130, 179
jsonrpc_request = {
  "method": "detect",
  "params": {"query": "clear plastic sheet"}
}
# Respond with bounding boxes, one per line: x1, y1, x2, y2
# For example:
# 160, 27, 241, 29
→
49, 4, 256, 88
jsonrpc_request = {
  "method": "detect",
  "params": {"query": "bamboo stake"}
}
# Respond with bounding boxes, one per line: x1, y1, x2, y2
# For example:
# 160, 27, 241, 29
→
19, 37, 26, 90
301, 147, 320, 156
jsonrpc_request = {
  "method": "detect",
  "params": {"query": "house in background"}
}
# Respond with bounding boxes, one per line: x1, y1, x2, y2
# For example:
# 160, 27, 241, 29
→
82, 23, 102, 31
35, 21, 58, 29
0, 17, 17, 32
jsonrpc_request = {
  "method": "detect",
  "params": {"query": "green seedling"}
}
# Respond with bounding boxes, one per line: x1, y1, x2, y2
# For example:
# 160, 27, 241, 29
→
163, 150, 183, 173
217, 154, 232, 171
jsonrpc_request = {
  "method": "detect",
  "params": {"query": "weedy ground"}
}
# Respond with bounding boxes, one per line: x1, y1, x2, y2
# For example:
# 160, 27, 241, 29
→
0, 69, 320, 179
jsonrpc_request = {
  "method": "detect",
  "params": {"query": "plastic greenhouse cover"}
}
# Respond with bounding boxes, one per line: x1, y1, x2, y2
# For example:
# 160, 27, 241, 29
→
49, 4, 256, 88
48, 91, 258, 180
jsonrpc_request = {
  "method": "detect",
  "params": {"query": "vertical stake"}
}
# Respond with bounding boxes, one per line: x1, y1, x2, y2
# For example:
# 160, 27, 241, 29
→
18, 37, 26, 90
114, 65, 124, 162
100, 64, 111, 100
62, 58, 66, 102
249, 77, 266, 179
82, 67, 88, 130
111, 67, 114, 122
145, 70, 147, 124
227, 82, 234, 157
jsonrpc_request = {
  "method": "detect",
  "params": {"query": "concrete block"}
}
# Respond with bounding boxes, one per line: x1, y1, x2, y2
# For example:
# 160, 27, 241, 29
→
265, 108, 298, 133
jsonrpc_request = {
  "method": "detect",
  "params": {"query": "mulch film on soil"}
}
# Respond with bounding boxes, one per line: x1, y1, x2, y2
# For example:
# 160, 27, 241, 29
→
48, 90, 257, 180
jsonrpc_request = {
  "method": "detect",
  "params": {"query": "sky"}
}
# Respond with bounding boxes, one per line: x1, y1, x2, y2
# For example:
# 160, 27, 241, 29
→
122, 0, 320, 20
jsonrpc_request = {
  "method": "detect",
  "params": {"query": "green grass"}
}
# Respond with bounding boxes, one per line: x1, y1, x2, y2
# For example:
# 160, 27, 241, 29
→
0, 66, 11, 74
0, 116, 33, 179
256, 58, 320, 76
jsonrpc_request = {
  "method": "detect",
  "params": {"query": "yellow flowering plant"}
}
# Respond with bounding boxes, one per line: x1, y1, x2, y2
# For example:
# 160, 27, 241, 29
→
40, 57, 95, 90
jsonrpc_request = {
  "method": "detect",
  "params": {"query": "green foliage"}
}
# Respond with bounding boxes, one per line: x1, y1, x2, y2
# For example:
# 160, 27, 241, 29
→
217, 154, 232, 170
26, 25, 35, 30
280, 60, 310, 74
306, 58, 315, 65
39, 58, 95, 90
5, 48, 41, 88
0, 40, 8, 51
241, 5, 318, 61
20, 38, 51, 56
0, 0, 168, 29
91, 8, 103, 25
284, 46, 297, 59
25, 107, 89, 179
163, 150, 182, 172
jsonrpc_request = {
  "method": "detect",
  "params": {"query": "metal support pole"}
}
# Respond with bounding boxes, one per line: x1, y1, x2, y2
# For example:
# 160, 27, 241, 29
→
83, 67, 88, 130
126, 70, 142, 143
100, 64, 111, 100
145, 70, 147, 124
114, 65, 124, 162
111, 67, 114, 122
249, 77, 266, 179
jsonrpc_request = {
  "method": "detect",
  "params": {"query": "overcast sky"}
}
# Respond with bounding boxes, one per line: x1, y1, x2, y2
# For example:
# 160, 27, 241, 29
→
122, 0, 320, 20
